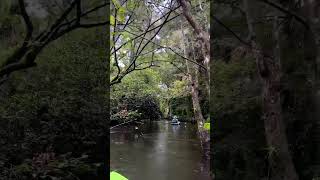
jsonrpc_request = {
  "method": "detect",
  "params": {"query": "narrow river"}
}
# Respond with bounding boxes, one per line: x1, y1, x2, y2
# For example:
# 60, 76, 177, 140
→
110, 120, 210, 180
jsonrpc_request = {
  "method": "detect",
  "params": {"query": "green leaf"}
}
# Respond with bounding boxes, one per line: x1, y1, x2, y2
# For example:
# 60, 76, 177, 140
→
204, 122, 210, 131
127, 0, 135, 10
111, 0, 121, 9
110, 15, 115, 26
118, 7, 126, 23
121, 31, 131, 41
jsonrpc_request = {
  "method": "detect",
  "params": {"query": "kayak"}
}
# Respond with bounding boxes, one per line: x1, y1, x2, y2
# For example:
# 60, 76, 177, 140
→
171, 121, 180, 125
110, 171, 128, 180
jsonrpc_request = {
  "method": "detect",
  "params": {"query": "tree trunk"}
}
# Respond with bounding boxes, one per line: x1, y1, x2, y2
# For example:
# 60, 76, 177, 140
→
260, 62, 298, 180
244, 0, 299, 179
190, 68, 210, 159
178, 0, 210, 90
254, 28, 299, 180
180, 21, 210, 160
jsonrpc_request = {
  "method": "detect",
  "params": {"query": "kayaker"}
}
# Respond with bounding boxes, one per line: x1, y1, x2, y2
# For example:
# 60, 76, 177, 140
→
171, 115, 180, 125
134, 126, 143, 136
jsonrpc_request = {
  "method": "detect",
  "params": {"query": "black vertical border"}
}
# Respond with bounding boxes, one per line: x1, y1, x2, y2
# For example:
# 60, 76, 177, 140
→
105, 0, 111, 179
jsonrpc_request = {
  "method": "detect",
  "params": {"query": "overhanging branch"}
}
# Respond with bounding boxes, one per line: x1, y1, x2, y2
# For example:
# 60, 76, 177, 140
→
0, 0, 109, 85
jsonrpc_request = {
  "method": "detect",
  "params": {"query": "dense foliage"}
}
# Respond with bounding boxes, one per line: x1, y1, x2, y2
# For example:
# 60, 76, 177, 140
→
0, 24, 107, 180
212, 1, 320, 179
110, 0, 210, 124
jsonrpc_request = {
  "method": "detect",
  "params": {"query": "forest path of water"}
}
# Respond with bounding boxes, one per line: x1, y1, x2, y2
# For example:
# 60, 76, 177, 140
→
110, 120, 210, 180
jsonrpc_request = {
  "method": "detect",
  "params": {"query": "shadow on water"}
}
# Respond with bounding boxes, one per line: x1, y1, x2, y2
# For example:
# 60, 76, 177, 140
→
110, 120, 211, 180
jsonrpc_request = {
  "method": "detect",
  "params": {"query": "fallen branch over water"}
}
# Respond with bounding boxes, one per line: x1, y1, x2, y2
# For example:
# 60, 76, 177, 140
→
110, 119, 141, 130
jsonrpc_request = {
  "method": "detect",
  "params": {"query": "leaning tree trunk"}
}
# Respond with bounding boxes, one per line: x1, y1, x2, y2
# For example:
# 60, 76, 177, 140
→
178, 0, 210, 91
180, 21, 210, 161
244, 0, 299, 179
190, 69, 210, 159
187, 58, 211, 164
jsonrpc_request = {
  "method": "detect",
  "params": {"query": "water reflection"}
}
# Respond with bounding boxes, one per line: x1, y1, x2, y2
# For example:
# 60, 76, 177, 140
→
110, 121, 210, 180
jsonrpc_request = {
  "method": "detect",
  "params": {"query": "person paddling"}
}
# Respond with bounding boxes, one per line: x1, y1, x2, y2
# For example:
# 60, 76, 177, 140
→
134, 126, 143, 136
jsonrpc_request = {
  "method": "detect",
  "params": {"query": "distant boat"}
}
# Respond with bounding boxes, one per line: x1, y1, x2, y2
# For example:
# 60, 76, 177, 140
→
171, 121, 180, 125
171, 116, 180, 125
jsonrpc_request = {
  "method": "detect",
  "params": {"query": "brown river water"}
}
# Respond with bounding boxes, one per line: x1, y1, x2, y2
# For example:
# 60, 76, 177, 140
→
110, 120, 211, 180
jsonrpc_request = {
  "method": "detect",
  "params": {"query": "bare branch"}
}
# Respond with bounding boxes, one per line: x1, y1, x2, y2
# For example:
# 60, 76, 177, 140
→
260, 0, 309, 29
124, 28, 206, 69
211, 15, 250, 47
113, 8, 121, 80
76, 0, 81, 24
0, 0, 110, 84
124, 4, 175, 76
79, 20, 109, 28
39, 1, 78, 42
110, 6, 181, 54
18, 0, 33, 46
